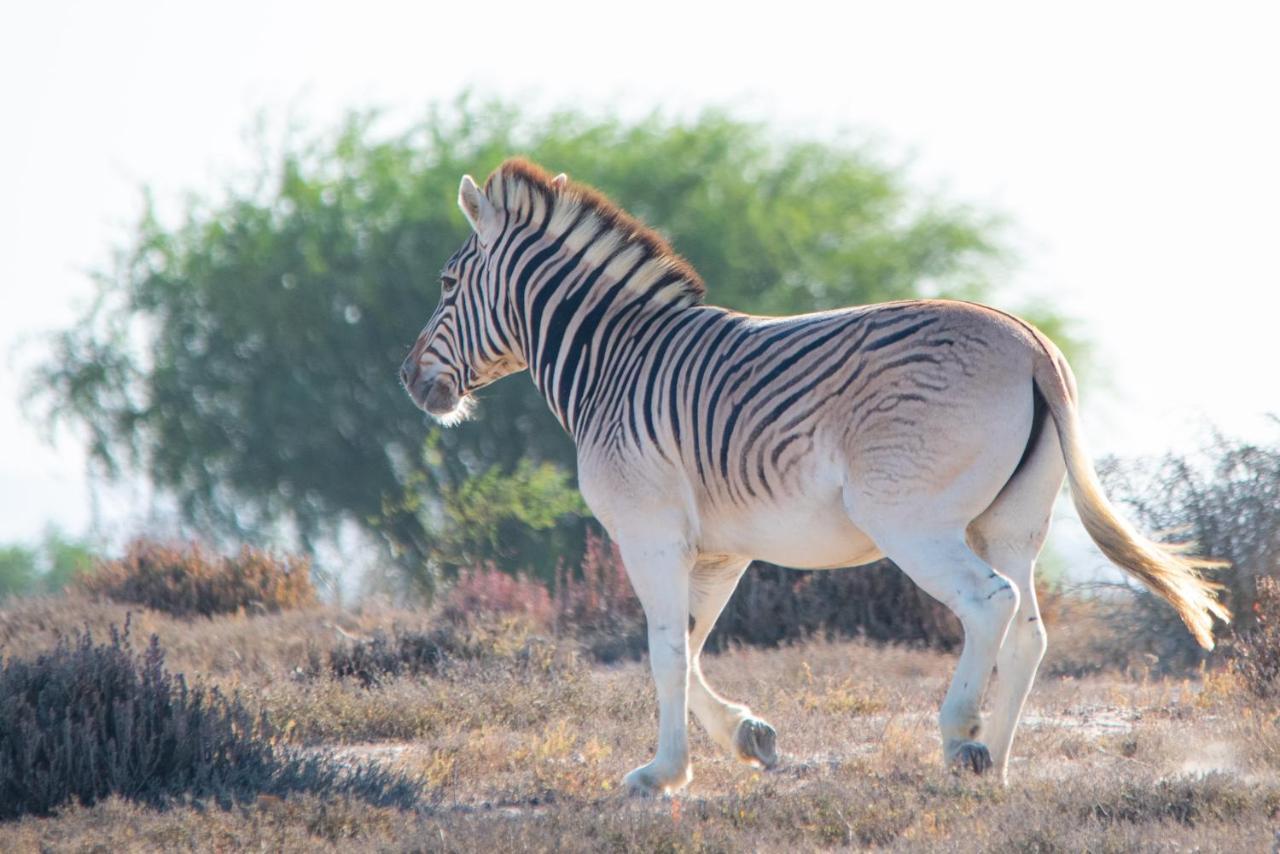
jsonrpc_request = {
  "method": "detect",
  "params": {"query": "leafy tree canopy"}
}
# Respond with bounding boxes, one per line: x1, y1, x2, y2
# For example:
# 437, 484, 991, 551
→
34, 95, 1074, 590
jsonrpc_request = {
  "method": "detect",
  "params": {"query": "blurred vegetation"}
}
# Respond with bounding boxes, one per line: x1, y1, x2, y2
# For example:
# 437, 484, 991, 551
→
33, 94, 1076, 594
77, 539, 316, 618
0, 529, 96, 599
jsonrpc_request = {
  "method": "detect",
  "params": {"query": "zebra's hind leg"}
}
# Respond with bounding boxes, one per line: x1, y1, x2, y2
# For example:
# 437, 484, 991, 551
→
616, 534, 696, 796
688, 557, 778, 769
968, 425, 1062, 782
873, 530, 1020, 775
975, 543, 1046, 784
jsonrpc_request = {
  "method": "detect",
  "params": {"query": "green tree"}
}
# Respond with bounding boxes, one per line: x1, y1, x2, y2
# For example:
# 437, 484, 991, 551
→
34, 95, 1071, 592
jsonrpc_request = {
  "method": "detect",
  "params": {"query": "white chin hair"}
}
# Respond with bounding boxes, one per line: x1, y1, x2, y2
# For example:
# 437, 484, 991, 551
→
431, 395, 475, 427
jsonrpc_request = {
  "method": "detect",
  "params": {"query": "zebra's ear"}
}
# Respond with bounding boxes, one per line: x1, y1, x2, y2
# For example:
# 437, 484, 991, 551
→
552, 173, 568, 189
458, 175, 500, 244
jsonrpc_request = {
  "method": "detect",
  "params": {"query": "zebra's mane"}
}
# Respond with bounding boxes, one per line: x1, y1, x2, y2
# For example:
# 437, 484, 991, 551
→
483, 158, 707, 307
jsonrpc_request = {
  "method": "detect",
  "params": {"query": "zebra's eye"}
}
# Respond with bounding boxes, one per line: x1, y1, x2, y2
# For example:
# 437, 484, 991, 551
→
441, 275, 458, 294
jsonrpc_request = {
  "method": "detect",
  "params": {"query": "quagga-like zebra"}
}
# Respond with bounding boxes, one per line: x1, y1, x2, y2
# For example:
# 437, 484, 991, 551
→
400, 158, 1229, 793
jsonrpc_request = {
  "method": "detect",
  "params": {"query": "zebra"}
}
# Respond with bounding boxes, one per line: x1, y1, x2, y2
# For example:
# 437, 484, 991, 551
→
400, 158, 1229, 794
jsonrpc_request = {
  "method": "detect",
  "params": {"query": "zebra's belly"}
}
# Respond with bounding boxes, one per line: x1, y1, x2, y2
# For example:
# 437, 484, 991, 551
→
702, 502, 882, 570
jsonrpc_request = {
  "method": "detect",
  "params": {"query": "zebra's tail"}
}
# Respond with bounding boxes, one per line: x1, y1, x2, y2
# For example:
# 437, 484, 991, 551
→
1031, 345, 1230, 650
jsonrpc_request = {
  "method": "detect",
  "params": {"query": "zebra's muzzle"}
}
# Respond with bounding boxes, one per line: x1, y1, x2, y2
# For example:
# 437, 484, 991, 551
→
402, 361, 460, 417
422, 375, 461, 416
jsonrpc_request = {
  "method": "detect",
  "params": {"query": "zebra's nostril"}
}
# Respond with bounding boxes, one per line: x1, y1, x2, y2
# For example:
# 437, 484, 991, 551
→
399, 361, 413, 385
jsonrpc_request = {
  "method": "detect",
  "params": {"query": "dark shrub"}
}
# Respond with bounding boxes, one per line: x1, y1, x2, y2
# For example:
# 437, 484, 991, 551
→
319, 620, 569, 687
709, 561, 962, 652
0, 623, 414, 819
1082, 774, 1251, 827
1100, 432, 1279, 671
77, 539, 316, 618
323, 629, 449, 687
547, 532, 961, 658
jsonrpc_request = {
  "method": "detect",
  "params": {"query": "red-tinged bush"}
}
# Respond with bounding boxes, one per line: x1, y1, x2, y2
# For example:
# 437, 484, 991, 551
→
552, 531, 645, 662
1228, 575, 1280, 699
554, 530, 641, 632
440, 563, 554, 627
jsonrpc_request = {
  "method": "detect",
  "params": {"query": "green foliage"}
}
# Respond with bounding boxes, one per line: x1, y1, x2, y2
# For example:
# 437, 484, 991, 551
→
33, 94, 1068, 587
0, 530, 96, 598
0, 546, 39, 598
381, 450, 589, 591
77, 539, 317, 618
37, 530, 96, 592
432, 459, 587, 584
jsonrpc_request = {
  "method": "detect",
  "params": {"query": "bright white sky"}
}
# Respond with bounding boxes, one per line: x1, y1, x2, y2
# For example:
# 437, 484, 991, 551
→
2, 0, 1278, 554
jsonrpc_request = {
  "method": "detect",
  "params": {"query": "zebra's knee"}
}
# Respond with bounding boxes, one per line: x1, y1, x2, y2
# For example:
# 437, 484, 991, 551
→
956, 575, 1019, 637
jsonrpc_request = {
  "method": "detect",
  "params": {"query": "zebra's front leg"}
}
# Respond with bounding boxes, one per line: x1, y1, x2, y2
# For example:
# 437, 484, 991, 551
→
617, 535, 696, 795
688, 558, 778, 769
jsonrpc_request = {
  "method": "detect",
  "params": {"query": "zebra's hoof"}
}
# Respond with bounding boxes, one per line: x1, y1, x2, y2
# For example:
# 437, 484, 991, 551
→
735, 718, 779, 769
623, 760, 692, 796
950, 741, 993, 775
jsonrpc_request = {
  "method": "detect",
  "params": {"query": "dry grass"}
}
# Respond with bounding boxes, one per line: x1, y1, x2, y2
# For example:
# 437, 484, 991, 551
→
1, 595, 1277, 852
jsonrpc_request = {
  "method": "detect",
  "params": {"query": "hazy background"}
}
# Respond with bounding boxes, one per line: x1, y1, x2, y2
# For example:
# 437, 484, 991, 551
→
3, 0, 1277, 577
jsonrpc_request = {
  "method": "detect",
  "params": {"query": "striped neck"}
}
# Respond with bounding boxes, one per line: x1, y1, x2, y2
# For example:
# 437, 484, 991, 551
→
514, 225, 702, 437
477, 159, 707, 438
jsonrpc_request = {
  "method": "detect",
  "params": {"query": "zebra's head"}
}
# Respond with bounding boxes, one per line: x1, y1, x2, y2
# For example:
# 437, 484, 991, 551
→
401, 172, 559, 424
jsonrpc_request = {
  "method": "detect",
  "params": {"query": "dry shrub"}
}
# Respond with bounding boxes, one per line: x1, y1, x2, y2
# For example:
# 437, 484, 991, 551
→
77, 539, 316, 618
320, 629, 450, 687
0, 622, 414, 820
1228, 574, 1280, 699
1039, 592, 1126, 678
